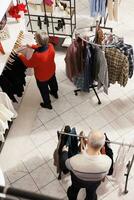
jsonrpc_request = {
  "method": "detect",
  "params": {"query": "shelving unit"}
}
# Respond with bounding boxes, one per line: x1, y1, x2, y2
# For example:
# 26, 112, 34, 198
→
0, 17, 26, 75
25, 0, 76, 38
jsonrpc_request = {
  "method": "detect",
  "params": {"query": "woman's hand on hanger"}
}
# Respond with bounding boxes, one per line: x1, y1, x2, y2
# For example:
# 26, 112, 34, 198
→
26, 44, 32, 48
17, 52, 23, 56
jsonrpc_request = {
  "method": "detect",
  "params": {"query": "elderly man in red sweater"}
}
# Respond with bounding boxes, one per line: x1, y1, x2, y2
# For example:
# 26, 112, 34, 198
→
19, 30, 58, 109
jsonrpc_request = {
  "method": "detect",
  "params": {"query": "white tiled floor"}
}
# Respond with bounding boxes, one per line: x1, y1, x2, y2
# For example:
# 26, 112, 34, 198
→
1, 0, 134, 200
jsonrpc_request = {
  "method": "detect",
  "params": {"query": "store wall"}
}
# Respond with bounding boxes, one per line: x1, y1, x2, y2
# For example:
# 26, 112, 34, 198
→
0, 0, 17, 21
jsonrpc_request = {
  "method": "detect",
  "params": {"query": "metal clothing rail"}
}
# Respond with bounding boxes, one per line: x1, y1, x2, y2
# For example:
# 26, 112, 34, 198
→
90, 17, 113, 32
58, 131, 134, 148
58, 130, 134, 194
0, 185, 62, 200
76, 33, 116, 48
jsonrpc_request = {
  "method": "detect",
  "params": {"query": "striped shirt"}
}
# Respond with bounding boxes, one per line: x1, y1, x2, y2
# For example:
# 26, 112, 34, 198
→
65, 151, 111, 181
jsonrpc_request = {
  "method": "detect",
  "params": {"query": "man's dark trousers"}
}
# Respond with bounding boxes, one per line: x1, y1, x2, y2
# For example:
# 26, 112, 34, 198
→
67, 172, 101, 200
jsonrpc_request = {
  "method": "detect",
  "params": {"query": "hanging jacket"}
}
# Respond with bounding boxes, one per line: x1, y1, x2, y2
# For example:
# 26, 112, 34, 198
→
53, 126, 79, 176
105, 48, 129, 87
67, 127, 79, 157
72, 44, 93, 92
0, 75, 17, 102
44, 0, 54, 6
0, 55, 27, 101
104, 133, 114, 175
0, 92, 17, 117
53, 126, 71, 174
93, 46, 109, 94
115, 42, 134, 78
65, 40, 84, 81
83, 45, 93, 91
90, 0, 107, 17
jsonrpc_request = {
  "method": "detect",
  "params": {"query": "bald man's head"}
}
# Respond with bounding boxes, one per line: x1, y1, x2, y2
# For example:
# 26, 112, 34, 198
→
87, 130, 105, 150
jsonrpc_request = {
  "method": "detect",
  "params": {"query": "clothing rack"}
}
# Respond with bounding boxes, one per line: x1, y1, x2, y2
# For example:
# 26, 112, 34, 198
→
0, 185, 61, 200
58, 130, 134, 194
73, 28, 120, 104
73, 33, 102, 104
0, 121, 13, 153
90, 14, 113, 32
74, 20, 112, 105
58, 131, 134, 147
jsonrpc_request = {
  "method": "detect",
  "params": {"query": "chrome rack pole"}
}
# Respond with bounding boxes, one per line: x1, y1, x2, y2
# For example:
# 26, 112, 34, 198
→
58, 131, 134, 148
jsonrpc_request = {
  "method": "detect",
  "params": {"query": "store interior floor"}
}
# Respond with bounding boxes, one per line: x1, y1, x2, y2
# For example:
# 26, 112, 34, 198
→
0, 0, 134, 199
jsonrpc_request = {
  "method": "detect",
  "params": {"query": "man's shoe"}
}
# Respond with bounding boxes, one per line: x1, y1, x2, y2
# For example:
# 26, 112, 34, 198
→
49, 91, 58, 99
40, 103, 52, 109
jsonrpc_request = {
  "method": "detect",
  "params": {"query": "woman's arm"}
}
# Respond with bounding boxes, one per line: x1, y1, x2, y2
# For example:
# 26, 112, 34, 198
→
18, 53, 36, 68
27, 44, 38, 49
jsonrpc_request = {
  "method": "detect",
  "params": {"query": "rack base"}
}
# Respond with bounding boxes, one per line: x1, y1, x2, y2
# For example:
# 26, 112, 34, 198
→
74, 85, 101, 105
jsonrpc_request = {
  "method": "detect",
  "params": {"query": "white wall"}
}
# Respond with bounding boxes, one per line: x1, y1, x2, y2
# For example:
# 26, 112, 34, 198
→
0, 0, 17, 21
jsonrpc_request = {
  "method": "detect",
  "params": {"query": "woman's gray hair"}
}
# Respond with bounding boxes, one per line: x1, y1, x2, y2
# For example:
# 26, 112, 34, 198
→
34, 30, 49, 46
87, 130, 105, 149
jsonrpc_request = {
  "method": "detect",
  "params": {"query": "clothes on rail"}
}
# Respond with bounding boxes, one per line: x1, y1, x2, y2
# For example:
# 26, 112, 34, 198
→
105, 47, 129, 86
54, 127, 114, 179
53, 126, 79, 177
65, 38, 109, 94
44, 0, 54, 6
94, 25, 105, 45
0, 168, 5, 186
0, 53, 27, 102
65, 37, 134, 93
65, 39, 84, 81
90, 0, 107, 17
112, 136, 134, 194
115, 41, 134, 78
0, 92, 17, 142
89, 0, 121, 21
107, 0, 122, 21
0, 167, 5, 198
103, 133, 114, 175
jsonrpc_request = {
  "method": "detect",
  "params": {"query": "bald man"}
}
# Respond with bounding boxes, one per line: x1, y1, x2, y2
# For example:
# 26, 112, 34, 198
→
65, 130, 111, 200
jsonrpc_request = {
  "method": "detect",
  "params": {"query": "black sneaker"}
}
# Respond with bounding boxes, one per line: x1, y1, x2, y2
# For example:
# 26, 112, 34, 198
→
49, 91, 58, 99
40, 103, 52, 109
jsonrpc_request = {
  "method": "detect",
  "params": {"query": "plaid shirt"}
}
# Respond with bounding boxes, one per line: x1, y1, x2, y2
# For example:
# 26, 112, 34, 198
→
105, 48, 129, 87
115, 42, 134, 78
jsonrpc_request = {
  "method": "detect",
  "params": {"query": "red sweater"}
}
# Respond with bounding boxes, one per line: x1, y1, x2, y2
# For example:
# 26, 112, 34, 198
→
19, 43, 56, 81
